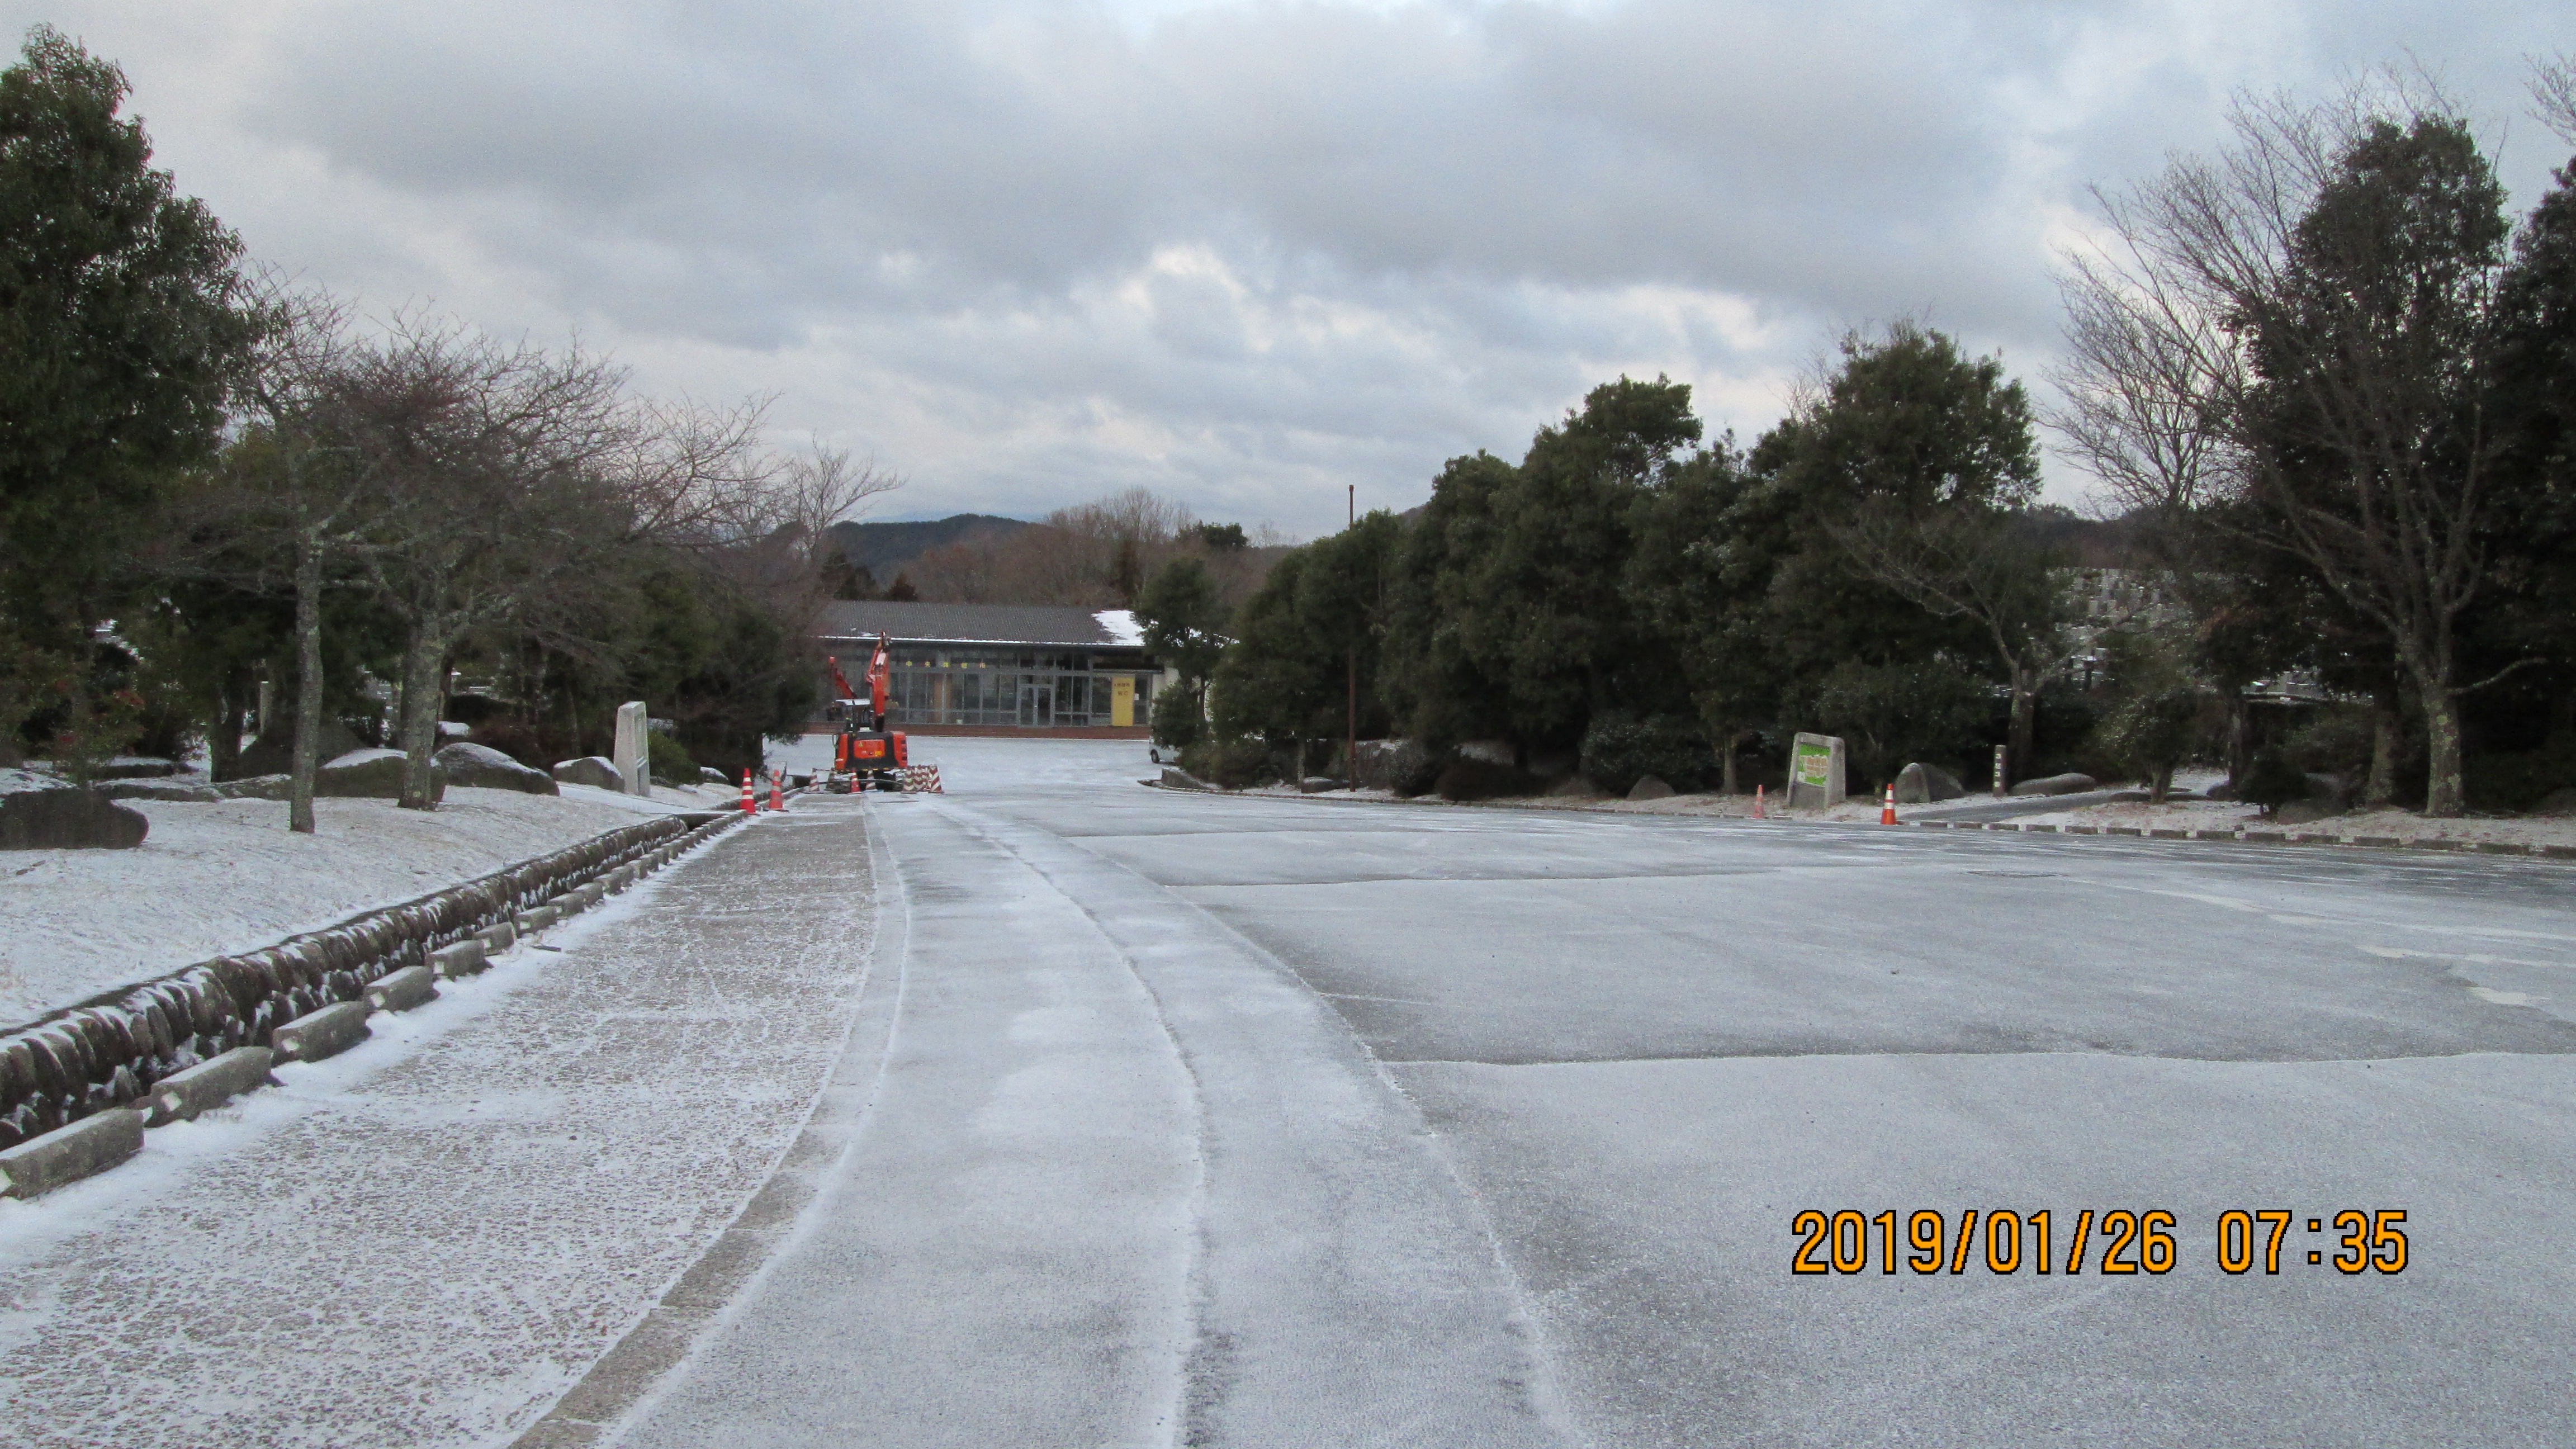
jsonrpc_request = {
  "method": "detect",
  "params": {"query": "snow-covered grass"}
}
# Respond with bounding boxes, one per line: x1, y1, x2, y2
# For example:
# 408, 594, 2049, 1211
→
0, 785, 724, 1024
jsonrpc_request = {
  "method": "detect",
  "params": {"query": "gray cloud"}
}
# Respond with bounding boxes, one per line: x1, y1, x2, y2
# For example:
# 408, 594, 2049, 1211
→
16, 1, 2573, 535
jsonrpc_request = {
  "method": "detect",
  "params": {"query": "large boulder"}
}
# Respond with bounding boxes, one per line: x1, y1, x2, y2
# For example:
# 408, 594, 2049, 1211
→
97, 778, 224, 803
2007, 772, 2097, 798
552, 755, 624, 791
2535, 787, 2576, 817
1627, 774, 1675, 801
214, 774, 292, 801
0, 788, 149, 849
92, 756, 181, 780
1895, 761, 1967, 804
316, 749, 444, 802
231, 718, 364, 779
436, 742, 558, 795
1546, 774, 1607, 798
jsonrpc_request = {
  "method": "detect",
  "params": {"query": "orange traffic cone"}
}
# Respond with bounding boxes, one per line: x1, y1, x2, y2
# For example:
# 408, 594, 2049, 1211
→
770, 773, 785, 811
1881, 782, 1897, 825
1753, 783, 1766, 819
740, 769, 754, 815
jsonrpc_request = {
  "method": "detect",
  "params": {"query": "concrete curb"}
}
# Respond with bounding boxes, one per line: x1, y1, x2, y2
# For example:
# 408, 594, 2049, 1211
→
0, 1106, 142, 1199
363, 966, 438, 1013
273, 1002, 371, 1063
0, 807, 747, 1195
145, 1047, 274, 1126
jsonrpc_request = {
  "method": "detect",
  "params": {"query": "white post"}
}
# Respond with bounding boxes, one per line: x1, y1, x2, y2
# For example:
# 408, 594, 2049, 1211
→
613, 702, 650, 797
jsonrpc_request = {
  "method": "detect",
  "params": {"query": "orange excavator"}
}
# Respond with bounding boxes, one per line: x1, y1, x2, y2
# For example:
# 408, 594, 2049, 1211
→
822, 634, 909, 792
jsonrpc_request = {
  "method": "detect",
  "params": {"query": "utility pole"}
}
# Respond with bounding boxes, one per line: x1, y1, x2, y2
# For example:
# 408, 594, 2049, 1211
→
1346, 484, 1357, 791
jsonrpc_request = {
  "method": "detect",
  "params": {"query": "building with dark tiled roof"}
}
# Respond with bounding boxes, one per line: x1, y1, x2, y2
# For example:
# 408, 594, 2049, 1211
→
811, 601, 1161, 734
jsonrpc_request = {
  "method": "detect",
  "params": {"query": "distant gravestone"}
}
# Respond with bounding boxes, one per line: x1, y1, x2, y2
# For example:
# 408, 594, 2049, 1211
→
1788, 733, 1845, 810
613, 702, 650, 797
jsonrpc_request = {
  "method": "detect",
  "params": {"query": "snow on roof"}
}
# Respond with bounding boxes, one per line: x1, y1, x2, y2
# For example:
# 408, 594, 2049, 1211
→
1093, 609, 1145, 647
811, 600, 1154, 650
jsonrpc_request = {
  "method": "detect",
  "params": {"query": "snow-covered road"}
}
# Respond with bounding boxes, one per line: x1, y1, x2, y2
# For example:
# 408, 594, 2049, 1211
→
623, 738, 2576, 1448
10, 736, 2573, 1446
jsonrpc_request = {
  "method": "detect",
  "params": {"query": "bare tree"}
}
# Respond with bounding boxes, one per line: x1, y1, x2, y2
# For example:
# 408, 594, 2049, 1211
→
206, 274, 368, 834
309, 319, 636, 808
703, 445, 904, 638
2051, 84, 2522, 815
2534, 51, 2576, 144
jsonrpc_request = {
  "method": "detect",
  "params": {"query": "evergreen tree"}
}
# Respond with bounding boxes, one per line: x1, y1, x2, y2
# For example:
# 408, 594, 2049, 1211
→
0, 27, 253, 761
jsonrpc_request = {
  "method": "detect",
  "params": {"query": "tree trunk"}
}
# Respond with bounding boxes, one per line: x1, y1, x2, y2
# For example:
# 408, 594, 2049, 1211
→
210, 669, 247, 782
291, 528, 324, 835
2151, 763, 2174, 804
397, 627, 447, 810
2364, 688, 2401, 807
1720, 730, 1740, 795
2226, 695, 2250, 791
2005, 662, 2036, 788
2420, 688, 2465, 817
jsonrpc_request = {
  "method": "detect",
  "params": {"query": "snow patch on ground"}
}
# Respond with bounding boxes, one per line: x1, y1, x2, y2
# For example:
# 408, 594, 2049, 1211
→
0, 788, 708, 1022
0, 809, 875, 1448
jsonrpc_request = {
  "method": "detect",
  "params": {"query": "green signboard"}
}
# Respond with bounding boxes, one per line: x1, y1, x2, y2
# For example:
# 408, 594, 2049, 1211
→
1794, 739, 1832, 789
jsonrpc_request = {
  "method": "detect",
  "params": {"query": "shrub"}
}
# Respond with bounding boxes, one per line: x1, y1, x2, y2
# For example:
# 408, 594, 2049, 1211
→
2099, 687, 2205, 800
1179, 735, 1275, 789
2280, 704, 2379, 782
1806, 659, 1988, 789
2464, 739, 2576, 811
2238, 748, 2310, 818
647, 729, 697, 782
1580, 712, 1712, 797
1151, 686, 1205, 751
1434, 757, 1536, 801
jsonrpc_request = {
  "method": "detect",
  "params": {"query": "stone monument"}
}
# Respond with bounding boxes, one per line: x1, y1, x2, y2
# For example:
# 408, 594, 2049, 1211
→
613, 701, 650, 797
1788, 732, 1845, 810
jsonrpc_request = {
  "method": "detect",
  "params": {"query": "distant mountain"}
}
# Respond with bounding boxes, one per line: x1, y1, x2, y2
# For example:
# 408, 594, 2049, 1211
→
825, 514, 1029, 575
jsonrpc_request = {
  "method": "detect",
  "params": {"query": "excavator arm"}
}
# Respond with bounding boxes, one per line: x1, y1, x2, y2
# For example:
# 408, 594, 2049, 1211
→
823, 636, 893, 725
865, 634, 892, 722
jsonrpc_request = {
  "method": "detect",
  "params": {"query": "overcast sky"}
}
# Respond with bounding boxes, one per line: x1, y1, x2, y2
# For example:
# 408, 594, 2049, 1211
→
18, 2, 2572, 537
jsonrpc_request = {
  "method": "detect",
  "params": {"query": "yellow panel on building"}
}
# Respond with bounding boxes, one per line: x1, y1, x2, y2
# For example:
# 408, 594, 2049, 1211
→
1110, 674, 1136, 727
